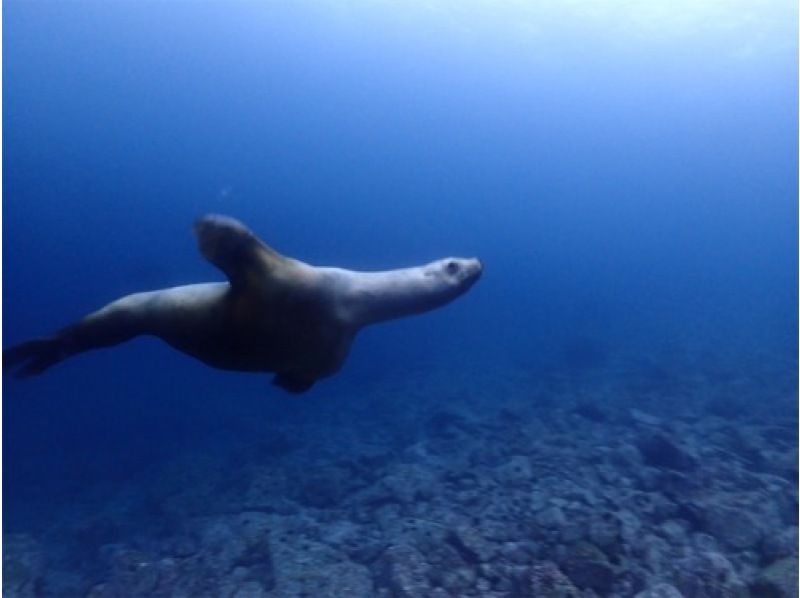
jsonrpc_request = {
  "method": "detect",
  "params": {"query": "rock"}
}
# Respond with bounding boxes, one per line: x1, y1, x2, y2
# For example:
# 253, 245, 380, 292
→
658, 470, 697, 498
311, 561, 374, 597
425, 410, 471, 440
290, 465, 361, 508
527, 561, 580, 597
347, 538, 388, 566
536, 505, 567, 529
658, 519, 689, 546
232, 580, 269, 598
636, 466, 663, 491
380, 464, 439, 504
101, 547, 160, 596
2, 534, 44, 598
12, 351, 798, 597
630, 409, 663, 427
762, 527, 798, 561
617, 509, 644, 544
447, 525, 499, 563
381, 544, 431, 597
673, 550, 747, 597
639, 534, 672, 577
624, 491, 679, 522
635, 582, 684, 597
424, 545, 466, 585
166, 534, 200, 558
474, 576, 492, 594
751, 556, 799, 597
150, 558, 182, 594
320, 520, 363, 550
559, 516, 588, 544
702, 505, 762, 550
479, 562, 520, 592
529, 489, 550, 512
774, 486, 800, 525
270, 532, 368, 597
268, 559, 373, 598
609, 443, 644, 469
397, 521, 464, 576
730, 550, 760, 588
199, 513, 273, 580
373, 503, 405, 532
495, 455, 534, 486
500, 541, 535, 565
588, 512, 621, 549
612, 566, 648, 596
559, 542, 615, 593
689, 532, 720, 552
440, 566, 477, 593
636, 433, 696, 472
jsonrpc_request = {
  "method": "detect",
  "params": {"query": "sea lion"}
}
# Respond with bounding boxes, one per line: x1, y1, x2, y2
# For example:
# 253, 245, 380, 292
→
4, 215, 482, 393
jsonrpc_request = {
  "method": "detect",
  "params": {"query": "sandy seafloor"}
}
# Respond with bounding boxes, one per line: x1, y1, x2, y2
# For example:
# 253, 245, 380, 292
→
3, 337, 797, 598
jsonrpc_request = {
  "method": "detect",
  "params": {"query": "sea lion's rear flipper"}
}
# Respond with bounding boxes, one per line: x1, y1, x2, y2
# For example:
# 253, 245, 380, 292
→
3, 337, 64, 378
194, 215, 284, 288
4, 294, 151, 378
272, 372, 316, 394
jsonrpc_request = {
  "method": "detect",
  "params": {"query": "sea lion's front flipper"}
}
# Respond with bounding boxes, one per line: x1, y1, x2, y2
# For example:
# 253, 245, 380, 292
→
272, 372, 316, 394
194, 215, 284, 288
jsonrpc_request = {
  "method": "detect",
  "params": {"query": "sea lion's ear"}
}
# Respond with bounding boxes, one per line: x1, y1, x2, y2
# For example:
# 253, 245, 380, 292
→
194, 215, 283, 287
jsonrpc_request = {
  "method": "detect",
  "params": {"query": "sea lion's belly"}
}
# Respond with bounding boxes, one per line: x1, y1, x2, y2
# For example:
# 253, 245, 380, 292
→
153, 283, 349, 378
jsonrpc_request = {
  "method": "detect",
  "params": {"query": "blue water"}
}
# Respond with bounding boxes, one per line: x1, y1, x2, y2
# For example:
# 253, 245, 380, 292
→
4, 2, 798, 596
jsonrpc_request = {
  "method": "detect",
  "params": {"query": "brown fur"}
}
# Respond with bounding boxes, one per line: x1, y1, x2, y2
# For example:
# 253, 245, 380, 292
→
4, 215, 482, 393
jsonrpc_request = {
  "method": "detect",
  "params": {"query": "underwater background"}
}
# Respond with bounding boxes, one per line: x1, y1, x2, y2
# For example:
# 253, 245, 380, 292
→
3, 1, 798, 596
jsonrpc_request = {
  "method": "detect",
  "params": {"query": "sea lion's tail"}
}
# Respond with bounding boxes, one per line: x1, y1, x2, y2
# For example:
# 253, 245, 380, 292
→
3, 337, 65, 378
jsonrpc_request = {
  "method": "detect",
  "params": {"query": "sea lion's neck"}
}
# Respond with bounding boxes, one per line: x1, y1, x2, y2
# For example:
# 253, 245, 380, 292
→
336, 266, 454, 328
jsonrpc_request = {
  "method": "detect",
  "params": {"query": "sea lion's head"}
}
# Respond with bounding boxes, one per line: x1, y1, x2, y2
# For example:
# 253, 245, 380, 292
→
341, 256, 483, 327
424, 257, 483, 300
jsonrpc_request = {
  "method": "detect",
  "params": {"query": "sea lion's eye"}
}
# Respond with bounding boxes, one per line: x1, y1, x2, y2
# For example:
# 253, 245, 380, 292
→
446, 261, 459, 275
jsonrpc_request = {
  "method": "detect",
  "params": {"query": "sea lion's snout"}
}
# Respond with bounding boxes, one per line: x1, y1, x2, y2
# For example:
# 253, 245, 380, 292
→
473, 258, 483, 278
464, 257, 483, 287
464, 257, 483, 283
